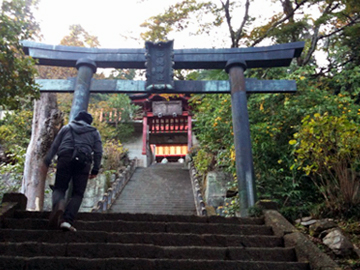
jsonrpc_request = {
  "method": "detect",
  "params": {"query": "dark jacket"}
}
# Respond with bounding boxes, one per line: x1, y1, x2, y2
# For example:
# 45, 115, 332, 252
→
44, 120, 103, 175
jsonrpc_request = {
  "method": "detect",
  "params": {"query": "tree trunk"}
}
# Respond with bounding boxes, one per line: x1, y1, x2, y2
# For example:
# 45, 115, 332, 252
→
21, 93, 63, 210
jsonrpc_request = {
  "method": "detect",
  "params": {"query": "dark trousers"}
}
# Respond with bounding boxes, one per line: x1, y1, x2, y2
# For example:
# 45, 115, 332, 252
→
52, 154, 91, 224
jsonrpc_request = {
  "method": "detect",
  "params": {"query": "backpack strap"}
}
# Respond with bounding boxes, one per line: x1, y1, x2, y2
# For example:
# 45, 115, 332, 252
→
68, 125, 92, 148
69, 125, 75, 146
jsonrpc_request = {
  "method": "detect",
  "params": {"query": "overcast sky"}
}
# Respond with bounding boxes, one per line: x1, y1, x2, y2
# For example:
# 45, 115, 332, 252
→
33, 0, 180, 48
0, 0, 282, 48
31, 0, 278, 49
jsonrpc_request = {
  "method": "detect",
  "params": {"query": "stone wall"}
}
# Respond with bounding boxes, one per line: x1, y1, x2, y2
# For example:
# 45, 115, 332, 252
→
43, 173, 108, 212
123, 129, 148, 167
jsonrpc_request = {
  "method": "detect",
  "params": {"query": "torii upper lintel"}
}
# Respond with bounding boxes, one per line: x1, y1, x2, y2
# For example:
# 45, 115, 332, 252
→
21, 40, 304, 69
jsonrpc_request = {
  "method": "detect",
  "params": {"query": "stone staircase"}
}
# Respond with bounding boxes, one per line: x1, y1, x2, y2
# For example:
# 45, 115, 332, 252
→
109, 163, 196, 215
0, 201, 311, 270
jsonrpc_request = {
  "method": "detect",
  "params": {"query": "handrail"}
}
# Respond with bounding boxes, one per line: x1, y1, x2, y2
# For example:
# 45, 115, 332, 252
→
189, 162, 207, 216
91, 158, 137, 213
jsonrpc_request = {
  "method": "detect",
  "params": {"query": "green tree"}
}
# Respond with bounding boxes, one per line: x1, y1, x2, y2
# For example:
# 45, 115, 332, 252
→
0, 0, 40, 110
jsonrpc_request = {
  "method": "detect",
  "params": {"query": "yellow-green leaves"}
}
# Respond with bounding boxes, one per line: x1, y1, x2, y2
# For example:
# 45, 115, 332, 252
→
289, 139, 297, 145
290, 113, 360, 208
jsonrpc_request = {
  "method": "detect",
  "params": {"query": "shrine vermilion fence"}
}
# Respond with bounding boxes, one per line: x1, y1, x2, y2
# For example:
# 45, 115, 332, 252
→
149, 117, 188, 133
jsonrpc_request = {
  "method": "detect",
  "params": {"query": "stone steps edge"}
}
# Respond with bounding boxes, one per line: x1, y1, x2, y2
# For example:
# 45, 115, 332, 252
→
0, 256, 310, 270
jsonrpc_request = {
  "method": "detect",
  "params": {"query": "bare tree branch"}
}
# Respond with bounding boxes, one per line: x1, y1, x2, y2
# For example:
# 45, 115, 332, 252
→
220, 0, 236, 47
302, 3, 360, 66
318, 15, 360, 40
302, 25, 320, 66
221, 0, 251, 48
250, 0, 308, 47
233, 0, 250, 48
301, 1, 336, 65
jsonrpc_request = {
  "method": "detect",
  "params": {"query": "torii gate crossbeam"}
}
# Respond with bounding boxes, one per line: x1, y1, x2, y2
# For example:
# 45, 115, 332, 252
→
22, 40, 303, 69
35, 78, 297, 94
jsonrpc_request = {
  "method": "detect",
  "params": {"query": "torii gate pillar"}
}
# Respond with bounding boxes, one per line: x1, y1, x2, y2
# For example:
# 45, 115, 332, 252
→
69, 58, 97, 121
226, 59, 256, 217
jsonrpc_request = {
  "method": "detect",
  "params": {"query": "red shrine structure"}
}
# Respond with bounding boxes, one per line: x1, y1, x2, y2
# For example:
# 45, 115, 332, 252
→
129, 93, 192, 163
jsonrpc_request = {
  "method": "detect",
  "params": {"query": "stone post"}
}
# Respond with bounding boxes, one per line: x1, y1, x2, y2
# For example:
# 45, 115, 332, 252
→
225, 59, 257, 217
69, 58, 97, 121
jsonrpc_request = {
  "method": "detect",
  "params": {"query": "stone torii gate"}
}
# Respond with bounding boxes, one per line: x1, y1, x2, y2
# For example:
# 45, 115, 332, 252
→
22, 40, 304, 216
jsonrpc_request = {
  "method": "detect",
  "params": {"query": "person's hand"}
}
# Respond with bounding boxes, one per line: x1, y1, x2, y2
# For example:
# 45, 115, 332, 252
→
89, 174, 97, 179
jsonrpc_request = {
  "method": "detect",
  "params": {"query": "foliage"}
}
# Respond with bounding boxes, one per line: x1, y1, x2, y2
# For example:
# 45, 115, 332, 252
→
247, 0, 360, 67
191, 93, 234, 171
60, 24, 100, 48
192, 148, 214, 176
0, 144, 26, 179
107, 69, 136, 81
291, 113, 360, 218
0, 0, 40, 109
247, 65, 360, 219
223, 195, 240, 217
248, 203, 264, 217
0, 109, 33, 150
0, 108, 33, 199
108, 94, 140, 122
0, 144, 26, 200
190, 62, 360, 219
89, 103, 116, 141
101, 140, 129, 174
89, 94, 140, 142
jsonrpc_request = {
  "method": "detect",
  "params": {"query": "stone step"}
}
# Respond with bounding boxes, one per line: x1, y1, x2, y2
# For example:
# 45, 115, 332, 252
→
13, 211, 264, 225
108, 164, 196, 215
111, 202, 196, 207
1, 218, 273, 235
0, 197, 311, 270
0, 256, 311, 270
0, 229, 284, 247
0, 242, 297, 261
110, 209, 198, 216
112, 200, 195, 203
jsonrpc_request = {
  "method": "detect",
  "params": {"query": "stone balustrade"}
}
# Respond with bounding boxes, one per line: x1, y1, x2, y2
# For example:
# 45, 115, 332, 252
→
189, 163, 207, 216
91, 158, 137, 213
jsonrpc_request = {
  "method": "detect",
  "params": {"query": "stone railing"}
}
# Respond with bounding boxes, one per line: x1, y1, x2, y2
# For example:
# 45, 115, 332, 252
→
189, 162, 207, 216
91, 158, 137, 213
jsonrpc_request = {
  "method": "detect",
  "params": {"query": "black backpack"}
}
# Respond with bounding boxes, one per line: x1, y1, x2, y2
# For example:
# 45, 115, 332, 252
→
69, 126, 92, 167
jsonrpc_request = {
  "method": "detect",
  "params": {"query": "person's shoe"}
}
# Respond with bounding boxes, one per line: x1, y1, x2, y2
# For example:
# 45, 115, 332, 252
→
60, 221, 77, 232
49, 199, 65, 229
